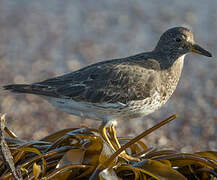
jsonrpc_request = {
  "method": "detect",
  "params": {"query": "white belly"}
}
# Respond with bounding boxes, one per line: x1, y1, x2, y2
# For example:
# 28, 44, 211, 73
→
44, 90, 163, 122
45, 97, 126, 121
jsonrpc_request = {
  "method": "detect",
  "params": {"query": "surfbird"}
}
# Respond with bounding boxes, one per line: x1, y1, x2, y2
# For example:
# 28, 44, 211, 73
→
3, 27, 212, 157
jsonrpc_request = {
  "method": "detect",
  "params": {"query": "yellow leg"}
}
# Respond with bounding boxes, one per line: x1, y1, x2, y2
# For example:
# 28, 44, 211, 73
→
108, 124, 140, 161
99, 123, 116, 151
99, 121, 140, 161
108, 124, 121, 149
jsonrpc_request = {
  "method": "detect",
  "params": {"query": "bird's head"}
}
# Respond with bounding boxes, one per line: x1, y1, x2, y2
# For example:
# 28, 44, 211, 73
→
154, 27, 212, 60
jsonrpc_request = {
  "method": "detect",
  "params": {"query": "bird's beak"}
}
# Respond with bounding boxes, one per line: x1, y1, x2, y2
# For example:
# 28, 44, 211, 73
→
190, 43, 212, 57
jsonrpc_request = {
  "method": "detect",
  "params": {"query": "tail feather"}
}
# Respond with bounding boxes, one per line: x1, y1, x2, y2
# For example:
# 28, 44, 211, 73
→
3, 84, 32, 93
3, 84, 59, 97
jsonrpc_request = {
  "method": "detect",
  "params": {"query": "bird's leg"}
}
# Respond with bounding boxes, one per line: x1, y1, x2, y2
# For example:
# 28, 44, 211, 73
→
98, 120, 124, 152
108, 124, 121, 149
99, 120, 140, 161
98, 121, 116, 151
107, 123, 140, 161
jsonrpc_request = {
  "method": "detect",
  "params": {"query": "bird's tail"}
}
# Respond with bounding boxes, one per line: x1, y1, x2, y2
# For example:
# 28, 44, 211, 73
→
3, 84, 32, 93
3, 84, 39, 94
3, 84, 58, 97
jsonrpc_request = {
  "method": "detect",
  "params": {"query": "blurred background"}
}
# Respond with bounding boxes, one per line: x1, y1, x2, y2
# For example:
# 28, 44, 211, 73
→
0, 0, 216, 152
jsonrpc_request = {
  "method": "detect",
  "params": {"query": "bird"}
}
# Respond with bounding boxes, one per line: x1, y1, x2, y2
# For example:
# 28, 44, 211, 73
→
3, 27, 212, 158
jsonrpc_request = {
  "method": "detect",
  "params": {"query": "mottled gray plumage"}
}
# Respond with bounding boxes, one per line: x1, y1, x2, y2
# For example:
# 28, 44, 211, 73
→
4, 27, 212, 122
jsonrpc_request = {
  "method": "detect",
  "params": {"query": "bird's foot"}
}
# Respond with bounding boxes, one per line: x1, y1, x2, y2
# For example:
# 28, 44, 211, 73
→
99, 123, 140, 162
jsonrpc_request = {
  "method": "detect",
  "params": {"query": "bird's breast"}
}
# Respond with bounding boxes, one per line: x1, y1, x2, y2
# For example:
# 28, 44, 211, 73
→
159, 55, 185, 103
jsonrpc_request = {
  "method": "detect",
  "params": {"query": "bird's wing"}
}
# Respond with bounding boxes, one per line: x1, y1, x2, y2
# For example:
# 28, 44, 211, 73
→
38, 56, 161, 104
4, 54, 161, 104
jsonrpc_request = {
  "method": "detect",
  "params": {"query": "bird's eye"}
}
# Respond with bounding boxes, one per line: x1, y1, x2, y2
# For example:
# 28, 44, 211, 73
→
175, 37, 182, 42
